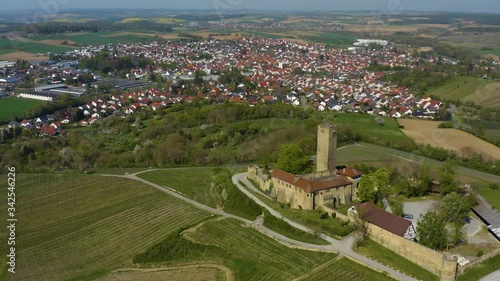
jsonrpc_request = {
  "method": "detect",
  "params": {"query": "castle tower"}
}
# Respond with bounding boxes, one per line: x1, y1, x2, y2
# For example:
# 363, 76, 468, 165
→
316, 123, 337, 173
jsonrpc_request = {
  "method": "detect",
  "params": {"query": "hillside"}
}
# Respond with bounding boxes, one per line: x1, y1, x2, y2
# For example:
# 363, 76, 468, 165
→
427, 76, 500, 108
0, 174, 210, 280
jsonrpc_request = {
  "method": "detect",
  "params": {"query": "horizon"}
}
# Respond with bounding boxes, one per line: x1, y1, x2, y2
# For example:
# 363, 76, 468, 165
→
1, 0, 499, 14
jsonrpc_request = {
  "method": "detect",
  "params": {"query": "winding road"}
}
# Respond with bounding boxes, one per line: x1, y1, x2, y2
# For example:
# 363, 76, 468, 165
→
104, 170, 419, 281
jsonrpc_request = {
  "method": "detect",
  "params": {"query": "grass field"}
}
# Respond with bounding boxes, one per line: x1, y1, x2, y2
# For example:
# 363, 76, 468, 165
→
138, 168, 217, 208
68, 32, 155, 46
331, 113, 415, 149
0, 173, 209, 280
399, 119, 500, 161
457, 253, 500, 281
300, 32, 356, 46
0, 97, 47, 123
478, 188, 500, 209
356, 239, 438, 281
427, 76, 500, 108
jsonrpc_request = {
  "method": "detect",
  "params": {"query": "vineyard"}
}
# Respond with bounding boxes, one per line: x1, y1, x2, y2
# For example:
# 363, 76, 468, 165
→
96, 265, 229, 281
0, 174, 209, 280
306, 258, 395, 281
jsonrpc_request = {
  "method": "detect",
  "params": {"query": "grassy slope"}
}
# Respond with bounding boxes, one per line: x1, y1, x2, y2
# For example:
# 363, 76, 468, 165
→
183, 218, 368, 281
427, 76, 500, 108
478, 188, 500, 209
334, 113, 414, 148
356, 239, 438, 281
457, 254, 500, 281
262, 210, 330, 245
0, 174, 209, 280
0, 97, 47, 123
138, 168, 216, 208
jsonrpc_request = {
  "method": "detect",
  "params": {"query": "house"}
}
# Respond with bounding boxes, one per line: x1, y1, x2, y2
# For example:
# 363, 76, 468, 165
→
21, 119, 34, 128
350, 202, 417, 240
40, 125, 57, 136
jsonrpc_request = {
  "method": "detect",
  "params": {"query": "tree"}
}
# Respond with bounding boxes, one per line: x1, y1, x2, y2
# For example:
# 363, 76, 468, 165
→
275, 144, 310, 174
440, 192, 473, 225
439, 161, 458, 195
358, 176, 376, 202
417, 164, 432, 196
417, 211, 447, 250
372, 167, 391, 196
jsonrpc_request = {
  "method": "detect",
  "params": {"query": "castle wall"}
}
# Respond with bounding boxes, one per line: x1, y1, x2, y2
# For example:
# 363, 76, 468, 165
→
247, 165, 271, 192
271, 177, 314, 210
314, 184, 355, 208
362, 219, 457, 281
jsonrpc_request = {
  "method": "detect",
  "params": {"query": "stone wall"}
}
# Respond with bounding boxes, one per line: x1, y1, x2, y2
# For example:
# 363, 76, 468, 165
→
458, 248, 500, 275
247, 165, 271, 192
366, 223, 457, 281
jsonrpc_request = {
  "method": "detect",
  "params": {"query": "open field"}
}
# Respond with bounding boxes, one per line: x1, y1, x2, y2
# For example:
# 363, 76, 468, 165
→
68, 32, 156, 45
138, 168, 216, 208
0, 97, 47, 123
398, 119, 500, 161
478, 188, 500, 209
0, 51, 49, 61
0, 173, 209, 280
331, 113, 415, 149
299, 32, 356, 46
427, 76, 500, 108
96, 265, 230, 281
356, 239, 438, 281
335, 143, 500, 184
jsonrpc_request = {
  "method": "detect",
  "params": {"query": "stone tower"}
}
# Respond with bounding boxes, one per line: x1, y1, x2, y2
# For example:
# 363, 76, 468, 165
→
316, 123, 337, 173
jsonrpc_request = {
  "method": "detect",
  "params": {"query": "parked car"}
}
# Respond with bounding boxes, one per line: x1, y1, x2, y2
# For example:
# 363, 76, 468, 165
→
403, 214, 414, 219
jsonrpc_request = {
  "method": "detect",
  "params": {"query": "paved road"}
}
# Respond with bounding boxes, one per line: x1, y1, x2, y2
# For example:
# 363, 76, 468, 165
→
479, 270, 500, 281
103, 171, 419, 281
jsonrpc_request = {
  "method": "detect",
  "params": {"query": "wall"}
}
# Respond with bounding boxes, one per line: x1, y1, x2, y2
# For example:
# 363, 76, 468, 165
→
272, 177, 314, 210
366, 222, 457, 281
458, 248, 500, 275
247, 165, 271, 191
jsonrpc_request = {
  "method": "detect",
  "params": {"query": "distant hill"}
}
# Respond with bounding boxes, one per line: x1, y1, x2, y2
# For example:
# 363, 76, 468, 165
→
427, 76, 500, 108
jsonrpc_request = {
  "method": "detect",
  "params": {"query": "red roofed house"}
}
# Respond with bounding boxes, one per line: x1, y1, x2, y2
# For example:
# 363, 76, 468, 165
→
269, 124, 362, 210
350, 202, 417, 240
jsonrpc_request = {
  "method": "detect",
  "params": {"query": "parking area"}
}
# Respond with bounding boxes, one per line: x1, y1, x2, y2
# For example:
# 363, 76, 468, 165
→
402, 199, 439, 226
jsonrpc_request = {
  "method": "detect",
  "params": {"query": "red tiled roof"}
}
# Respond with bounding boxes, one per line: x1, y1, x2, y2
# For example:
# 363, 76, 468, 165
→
337, 166, 362, 178
271, 168, 352, 193
354, 202, 412, 237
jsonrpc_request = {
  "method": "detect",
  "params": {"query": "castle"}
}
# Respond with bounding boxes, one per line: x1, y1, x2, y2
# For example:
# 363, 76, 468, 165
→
250, 123, 362, 210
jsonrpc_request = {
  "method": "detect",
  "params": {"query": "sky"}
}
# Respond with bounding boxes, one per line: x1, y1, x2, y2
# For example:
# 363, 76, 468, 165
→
2, 0, 499, 13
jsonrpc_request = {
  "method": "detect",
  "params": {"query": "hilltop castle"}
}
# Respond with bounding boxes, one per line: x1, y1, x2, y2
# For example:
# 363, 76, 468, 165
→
249, 123, 362, 210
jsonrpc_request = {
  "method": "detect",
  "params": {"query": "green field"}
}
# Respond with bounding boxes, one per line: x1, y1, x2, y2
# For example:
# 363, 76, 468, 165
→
0, 174, 209, 280
0, 97, 47, 123
478, 188, 500, 209
138, 168, 216, 207
300, 32, 356, 45
479, 48, 500, 56
457, 254, 500, 281
332, 113, 415, 149
244, 31, 284, 39
68, 32, 156, 45
356, 239, 438, 281
427, 76, 500, 108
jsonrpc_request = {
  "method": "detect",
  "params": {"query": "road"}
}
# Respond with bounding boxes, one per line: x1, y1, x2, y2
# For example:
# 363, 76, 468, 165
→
479, 270, 500, 281
104, 170, 419, 281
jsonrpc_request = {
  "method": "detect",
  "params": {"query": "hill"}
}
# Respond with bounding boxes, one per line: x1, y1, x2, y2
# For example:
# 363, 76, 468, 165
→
399, 119, 500, 161
427, 76, 500, 108
0, 173, 210, 280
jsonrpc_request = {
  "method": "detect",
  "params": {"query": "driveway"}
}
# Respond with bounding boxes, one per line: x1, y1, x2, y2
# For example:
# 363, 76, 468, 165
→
402, 199, 439, 226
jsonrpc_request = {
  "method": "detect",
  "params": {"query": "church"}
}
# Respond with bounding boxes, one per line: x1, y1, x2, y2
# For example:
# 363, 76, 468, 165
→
269, 123, 363, 210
